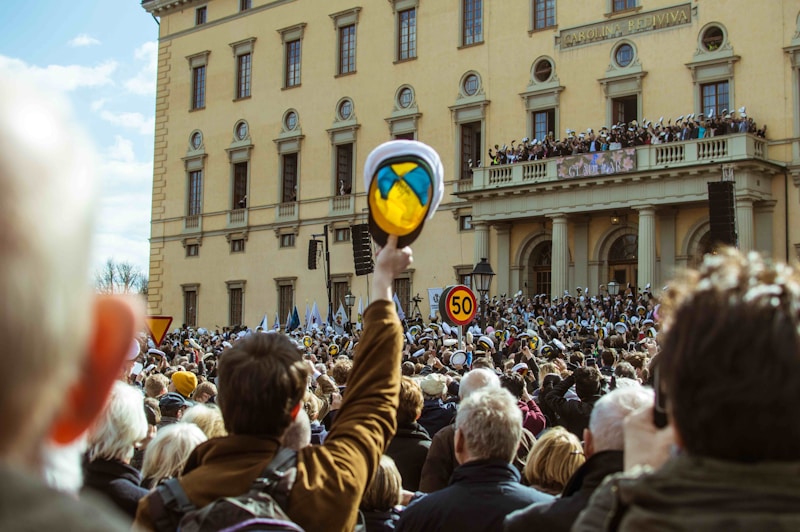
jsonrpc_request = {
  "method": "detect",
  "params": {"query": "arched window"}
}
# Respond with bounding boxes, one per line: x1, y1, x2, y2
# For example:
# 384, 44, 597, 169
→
529, 241, 552, 296
608, 234, 637, 293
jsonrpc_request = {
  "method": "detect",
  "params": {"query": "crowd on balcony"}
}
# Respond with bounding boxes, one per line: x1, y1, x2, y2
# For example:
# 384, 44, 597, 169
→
482, 107, 767, 166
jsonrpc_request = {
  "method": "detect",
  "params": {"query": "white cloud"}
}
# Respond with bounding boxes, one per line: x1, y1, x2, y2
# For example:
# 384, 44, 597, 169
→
0, 55, 116, 92
68, 34, 101, 47
124, 41, 158, 95
91, 98, 108, 112
99, 109, 154, 135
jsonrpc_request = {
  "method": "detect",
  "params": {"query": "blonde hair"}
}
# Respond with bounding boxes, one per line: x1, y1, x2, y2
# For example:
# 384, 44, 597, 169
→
538, 363, 559, 387
524, 426, 585, 495
141, 422, 207, 488
360, 455, 402, 512
182, 403, 227, 438
145, 373, 170, 398
87, 382, 148, 463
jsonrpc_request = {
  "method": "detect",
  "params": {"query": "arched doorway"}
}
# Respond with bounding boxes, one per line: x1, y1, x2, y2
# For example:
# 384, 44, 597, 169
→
528, 241, 552, 296
690, 231, 716, 268
608, 234, 638, 293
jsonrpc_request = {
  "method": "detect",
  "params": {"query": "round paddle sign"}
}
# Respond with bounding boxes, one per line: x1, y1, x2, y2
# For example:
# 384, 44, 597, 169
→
440, 284, 477, 326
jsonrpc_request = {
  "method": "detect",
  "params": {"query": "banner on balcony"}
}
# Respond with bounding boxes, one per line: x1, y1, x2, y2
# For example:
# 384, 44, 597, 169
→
557, 148, 637, 179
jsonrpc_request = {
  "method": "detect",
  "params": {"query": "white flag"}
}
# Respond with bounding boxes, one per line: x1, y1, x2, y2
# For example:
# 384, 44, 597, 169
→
304, 304, 311, 330
311, 301, 324, 329
258, 313, 269, 330
273, 312, 280, 330
334, 303, 347, 334
356, 297, 364, 331
393, 293, 406, 321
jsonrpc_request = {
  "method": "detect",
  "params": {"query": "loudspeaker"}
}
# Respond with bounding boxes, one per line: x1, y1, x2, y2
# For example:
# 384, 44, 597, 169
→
308, 239, 320, 270
351, 224, 374, 276
707, 181, 736, 247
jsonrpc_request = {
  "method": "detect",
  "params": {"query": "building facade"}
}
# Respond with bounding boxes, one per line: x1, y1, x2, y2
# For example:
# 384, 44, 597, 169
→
141, 0, 800, 329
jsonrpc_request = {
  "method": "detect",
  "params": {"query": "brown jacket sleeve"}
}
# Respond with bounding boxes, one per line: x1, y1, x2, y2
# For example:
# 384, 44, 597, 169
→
419, 424, 456, 493
290, 300, 402, 531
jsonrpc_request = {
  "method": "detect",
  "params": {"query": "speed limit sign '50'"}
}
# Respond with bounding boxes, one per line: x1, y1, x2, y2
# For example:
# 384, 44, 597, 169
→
439, 285, 477, 326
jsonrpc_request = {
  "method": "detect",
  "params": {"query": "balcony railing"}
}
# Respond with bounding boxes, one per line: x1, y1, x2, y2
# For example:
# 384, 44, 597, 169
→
184, 214, 201, 232
277, 201, 298, 221
459, 133, 768, 195
228, 208, 247, 227
329, 194, 354, 215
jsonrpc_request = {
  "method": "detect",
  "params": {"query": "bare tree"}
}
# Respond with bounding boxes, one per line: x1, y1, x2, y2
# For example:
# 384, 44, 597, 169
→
95, 259, 148, 295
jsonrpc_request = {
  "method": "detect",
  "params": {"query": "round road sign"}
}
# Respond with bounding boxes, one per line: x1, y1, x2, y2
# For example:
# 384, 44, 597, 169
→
440, 284, 477, 326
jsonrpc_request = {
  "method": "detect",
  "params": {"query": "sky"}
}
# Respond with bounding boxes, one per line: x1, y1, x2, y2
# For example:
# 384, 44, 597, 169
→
0, 1, 159, 275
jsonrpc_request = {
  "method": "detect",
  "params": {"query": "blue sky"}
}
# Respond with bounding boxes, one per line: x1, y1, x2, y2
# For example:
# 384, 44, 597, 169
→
0, 1, 158, 275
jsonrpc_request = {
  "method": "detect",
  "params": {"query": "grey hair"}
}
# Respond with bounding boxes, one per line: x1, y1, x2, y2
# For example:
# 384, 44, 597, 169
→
589, 387, 654, 453
141, 422, 207, 487
88, 382, 148, 463
281, 408, 311, 451
456, 387, 522, 462
459, 368, 500, 400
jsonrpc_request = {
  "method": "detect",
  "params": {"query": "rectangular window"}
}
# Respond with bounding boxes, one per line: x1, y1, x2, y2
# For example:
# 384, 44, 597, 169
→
279, 284, 294, 326
240, 0, 251, 11
398, 9, 417, 61
612, 95, 638, 125
613, 0, 635, 12
285, 40, 301, 87
394, 132, 415, 140
533, 109, 555, 142
196, 6, 207, 25
339, 24, 356, 75
232, 162, 248, 210
463, 0, 483, 46
281, 153, 298, 203
701, 81, 729, 119
231, 238, 245, 253
460, 122, 481, 180
533, 0, 556, 30
186, 243, 199, 257
229, 287, 243, 326
336, 144, 353, 195
236, 53, 251, 99
335, 227, 351, 242
459, 215, 473, 231
192, 65, 206, 110
184, 288, 198, 328
187, 170, 202, 216
393, 278, 411, 319
333, 281, 348, 310
280, 234, 296, 248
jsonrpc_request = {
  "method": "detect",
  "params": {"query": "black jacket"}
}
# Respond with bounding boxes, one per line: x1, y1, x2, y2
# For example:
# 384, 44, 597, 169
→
82, 458, 148, 520
362, 507, 401, 532
386, 422, 431, 491
504, 450, 624, 532
397, 460, 552, 532
543, 374, 600, 438
418, 398, 457, 439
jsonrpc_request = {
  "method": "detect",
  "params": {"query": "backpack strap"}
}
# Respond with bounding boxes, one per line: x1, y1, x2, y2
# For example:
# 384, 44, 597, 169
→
251, 447, 298, 512
150, 477, 197, 532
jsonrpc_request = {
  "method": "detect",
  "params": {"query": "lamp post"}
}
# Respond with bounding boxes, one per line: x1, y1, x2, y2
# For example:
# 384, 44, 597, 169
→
344, 290, 356, 333
472, 258, 495, 333
607, 281, 620, 297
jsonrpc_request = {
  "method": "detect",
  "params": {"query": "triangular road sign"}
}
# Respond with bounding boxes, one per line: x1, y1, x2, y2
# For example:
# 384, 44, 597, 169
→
145, 316, 173, 347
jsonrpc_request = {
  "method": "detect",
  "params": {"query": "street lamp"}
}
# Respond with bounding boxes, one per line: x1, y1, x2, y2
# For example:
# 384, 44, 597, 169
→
472, 258, 495, 332
607, 281, 620, 296
344, 290, 356, 332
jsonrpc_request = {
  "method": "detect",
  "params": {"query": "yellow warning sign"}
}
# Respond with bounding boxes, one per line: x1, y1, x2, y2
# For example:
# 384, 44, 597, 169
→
145, 316, 173, 347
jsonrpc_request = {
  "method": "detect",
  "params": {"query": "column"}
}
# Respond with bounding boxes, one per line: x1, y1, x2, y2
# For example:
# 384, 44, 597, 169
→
636, 206, 656, 291
473, 221, 490, 268
754, 200, 776, 258
495, 224, 511, 297
572, 217, 589, 292
736, 198, 754, 252
658, 209, 677, 288
550, 215, 569, 299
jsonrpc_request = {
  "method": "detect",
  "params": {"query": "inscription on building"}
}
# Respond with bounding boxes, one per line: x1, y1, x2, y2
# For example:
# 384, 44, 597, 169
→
559, 4, 691, 49
557, 149, 637, 179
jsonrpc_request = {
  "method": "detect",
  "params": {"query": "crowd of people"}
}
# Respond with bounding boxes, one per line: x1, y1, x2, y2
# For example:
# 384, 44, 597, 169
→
3, 70, 800, 532
482, 108, 766, 165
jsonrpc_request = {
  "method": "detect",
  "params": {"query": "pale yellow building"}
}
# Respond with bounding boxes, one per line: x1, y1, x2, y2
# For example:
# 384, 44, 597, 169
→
142, 0, 800, 330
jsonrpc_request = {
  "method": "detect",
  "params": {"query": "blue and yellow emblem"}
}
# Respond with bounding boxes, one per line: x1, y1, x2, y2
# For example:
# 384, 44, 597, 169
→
368, 155, 433, 247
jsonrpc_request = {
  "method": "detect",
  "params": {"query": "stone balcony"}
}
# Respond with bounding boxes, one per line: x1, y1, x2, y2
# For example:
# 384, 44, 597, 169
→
457, 133, 770, 198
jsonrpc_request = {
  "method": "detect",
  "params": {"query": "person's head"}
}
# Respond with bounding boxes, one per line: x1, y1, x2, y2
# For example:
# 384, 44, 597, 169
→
459, 367, 500, 400
538, 362, 559, 387
145, 373, 170, 399
192, 381, 217, 404
159, 392, 191, 420
455, 387, 522, 464
87, 382, 148, 464
0, 76, 139, 469
573, 366, 604, 401
217, 333, 308, 437
585, 387, 654, 456
170, 370, 198, 398
419, 373, 447, 400
360, 455, 403, 512
141, 422, 207, 487
470, 357, 495, 370
613, 361, 636, 380
302, 390, 321, 421
500, 372, 526, 400
524, 426, 585, 495
401, 361, 416, 376
659, 248, 800, 462
331, 358, 353, 386
181, 403, 227, 439
600, 349, 616, 367
397, 376, 424, 425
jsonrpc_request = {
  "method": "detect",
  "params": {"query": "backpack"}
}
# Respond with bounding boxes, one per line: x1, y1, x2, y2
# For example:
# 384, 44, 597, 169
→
149, 447, 303, 532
